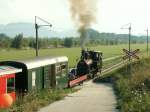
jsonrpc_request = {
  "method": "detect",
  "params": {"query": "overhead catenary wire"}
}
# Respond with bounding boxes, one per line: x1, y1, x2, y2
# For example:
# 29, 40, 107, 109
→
35, 16, 52, 56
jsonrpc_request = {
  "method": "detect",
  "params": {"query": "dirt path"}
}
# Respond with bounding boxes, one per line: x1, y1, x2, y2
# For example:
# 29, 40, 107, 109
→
38, 81, 118, 112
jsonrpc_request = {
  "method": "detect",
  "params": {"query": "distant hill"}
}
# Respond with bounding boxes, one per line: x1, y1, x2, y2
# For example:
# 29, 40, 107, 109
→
85, 28, 146, 43
0, 22, 79, 38
0, 22, 146, 43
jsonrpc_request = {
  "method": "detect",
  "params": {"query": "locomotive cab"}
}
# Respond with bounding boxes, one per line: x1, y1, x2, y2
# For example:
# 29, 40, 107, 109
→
91, 51, 102, 61
90, 51, 103, 73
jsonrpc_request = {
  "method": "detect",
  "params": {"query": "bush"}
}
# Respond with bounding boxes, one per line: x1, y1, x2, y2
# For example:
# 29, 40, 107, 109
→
1, 88, 77, 112
94, 57, 150, 112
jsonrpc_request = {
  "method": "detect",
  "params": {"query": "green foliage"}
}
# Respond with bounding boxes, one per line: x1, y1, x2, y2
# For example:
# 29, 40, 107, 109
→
64, 38, 73, 48
0, 30, 149, 50
11, 34, 23, 49
81, 28, 147, 45
22, 38, 30, 48
50, 38, 64, 48
38, 38, 49, 49
95, 58, 150, 112
28, 37, 36, 48
1, 88, 77, 112
0, 33, 11, 48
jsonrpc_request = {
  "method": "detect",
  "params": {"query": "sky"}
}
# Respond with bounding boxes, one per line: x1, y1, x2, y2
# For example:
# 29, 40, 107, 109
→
0, 0, 150, 35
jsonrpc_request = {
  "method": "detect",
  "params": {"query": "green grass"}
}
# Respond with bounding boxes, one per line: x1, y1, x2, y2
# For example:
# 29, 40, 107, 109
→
94, 57, 150, 112
0, 44, 148, 67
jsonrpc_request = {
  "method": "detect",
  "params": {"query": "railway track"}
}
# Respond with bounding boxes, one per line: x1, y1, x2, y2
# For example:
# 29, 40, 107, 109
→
103, 55, 122, 62
101, 60, 127, 75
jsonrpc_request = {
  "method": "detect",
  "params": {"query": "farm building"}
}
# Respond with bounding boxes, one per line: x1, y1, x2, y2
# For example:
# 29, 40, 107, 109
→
0, 56, 68, 93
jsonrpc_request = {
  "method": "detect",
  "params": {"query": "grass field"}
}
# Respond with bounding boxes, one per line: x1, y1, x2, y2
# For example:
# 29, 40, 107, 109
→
0, 44, 148, 67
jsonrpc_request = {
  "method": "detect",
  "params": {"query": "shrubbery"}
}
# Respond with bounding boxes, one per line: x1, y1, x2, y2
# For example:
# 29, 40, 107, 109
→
95, 57, 150, 112
1, 88, 77, 112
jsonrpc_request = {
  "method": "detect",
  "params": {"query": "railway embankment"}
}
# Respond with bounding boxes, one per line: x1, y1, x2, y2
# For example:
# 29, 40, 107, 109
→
94, 57, 150, 112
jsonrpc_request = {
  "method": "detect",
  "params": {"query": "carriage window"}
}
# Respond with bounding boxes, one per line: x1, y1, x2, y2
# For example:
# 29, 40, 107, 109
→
97, 54, 99, 58
61, 64, 66, 70
7, 78, 15, 93
56, 66, 61, 73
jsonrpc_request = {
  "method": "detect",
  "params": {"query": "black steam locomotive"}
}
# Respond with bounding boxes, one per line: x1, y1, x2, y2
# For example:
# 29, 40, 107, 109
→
69, 49, 102, 83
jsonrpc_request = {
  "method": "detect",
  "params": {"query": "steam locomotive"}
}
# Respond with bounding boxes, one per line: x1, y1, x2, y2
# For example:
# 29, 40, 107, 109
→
68, 49, 102, 87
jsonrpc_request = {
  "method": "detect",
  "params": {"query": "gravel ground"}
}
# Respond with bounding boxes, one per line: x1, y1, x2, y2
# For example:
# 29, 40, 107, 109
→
38, 81, 118, 112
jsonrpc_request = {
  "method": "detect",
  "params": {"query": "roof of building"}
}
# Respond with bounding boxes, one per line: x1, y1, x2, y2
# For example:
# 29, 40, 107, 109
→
14, 56, 68, 69
0, 66, 22, 76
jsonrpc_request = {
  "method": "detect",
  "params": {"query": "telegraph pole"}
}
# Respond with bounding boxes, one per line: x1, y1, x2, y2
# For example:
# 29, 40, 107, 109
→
129, 24, 131, 62
35, 16, 39, 57
128, 24, 132, 73
35, 16, 52, 56
121, 23, 132, 74
121, 23, 132, 60
145, 29, 149, 55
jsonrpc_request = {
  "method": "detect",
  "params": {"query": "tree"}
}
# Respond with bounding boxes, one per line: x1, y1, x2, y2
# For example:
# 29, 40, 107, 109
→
28, 37, 36, 48
53, 40, 58, 48
22, 38, 30, 48
11, 34, 23, 49
74, 40, 80, 46
0, 33, 11, 48
64, 38, 73, 48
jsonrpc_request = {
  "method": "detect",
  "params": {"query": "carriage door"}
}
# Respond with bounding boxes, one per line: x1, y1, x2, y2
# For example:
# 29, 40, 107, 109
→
44, 66, 51, 88
50, 64, 56, 88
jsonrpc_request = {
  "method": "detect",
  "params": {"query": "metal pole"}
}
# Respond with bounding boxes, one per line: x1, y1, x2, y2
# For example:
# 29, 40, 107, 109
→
35, 16, 39, 56
120, 23, 132, 74
129, 24, 131, 61
34, 16, 52, 57
36, 16, 52, 26
146, 29, 149, 55
129, 24, 132, 74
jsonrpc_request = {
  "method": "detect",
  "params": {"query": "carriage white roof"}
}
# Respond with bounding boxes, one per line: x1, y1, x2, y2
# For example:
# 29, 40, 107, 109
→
15, 56, 68, 69
0, 66, 22, 76
94, 51, 102, 53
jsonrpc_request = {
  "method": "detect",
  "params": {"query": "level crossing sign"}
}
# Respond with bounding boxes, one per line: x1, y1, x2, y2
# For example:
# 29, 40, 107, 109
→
123, 49, 140, 60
